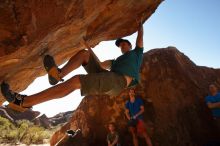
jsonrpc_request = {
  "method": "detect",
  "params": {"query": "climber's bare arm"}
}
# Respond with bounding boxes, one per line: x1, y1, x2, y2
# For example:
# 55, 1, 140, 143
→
100, 60, 112, 70
125, 109, 131, 120
207, 102, 220, 109
136, 22, 143, 48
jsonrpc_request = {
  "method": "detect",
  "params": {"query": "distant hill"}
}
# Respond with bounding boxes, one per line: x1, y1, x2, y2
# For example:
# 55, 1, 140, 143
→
0, 106, 74, 128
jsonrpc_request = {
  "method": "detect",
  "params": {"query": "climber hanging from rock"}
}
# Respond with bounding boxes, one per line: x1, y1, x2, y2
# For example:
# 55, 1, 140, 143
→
1, 18, 144, 112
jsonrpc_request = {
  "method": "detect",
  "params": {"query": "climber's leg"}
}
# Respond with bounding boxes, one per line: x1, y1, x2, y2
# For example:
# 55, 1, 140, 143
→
0, 75, 81, 110
44, 50, 90, 85
1, 70, 126, 112
129, 127, 139, 146
60, 50, 90, 78
22, 75, 81, 107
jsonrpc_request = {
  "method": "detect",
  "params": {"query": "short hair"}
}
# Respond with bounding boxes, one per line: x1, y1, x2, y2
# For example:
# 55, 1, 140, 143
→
209, 84, 217, 88
128, 88, 136, 94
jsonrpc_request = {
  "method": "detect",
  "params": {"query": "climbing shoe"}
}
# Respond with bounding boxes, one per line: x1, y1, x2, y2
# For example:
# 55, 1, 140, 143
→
1, 81, 29, 112
43, 55, 63, 85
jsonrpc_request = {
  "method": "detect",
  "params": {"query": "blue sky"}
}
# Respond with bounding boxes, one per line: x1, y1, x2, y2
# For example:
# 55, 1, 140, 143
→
16, 0, 220, 117
143, 0, 220, 68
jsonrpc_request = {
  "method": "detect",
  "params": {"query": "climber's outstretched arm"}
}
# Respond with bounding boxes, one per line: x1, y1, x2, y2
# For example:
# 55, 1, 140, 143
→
136, 24, 143, 48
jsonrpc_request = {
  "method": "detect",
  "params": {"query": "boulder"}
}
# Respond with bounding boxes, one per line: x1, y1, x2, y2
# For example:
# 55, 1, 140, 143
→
49, 110, 73, 126
51, 47, 220, 146
33, 114, 51, 128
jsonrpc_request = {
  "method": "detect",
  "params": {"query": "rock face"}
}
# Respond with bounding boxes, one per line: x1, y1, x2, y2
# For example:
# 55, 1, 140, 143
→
49, 110, 73, 126
0, 0, 162, 104
51, 47, 220, 146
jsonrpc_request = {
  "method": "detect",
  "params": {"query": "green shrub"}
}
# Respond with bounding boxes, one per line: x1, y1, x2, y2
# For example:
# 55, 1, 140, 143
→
21, 126, 50, 145
5, 130, 18, 143
0, 116, 51, 145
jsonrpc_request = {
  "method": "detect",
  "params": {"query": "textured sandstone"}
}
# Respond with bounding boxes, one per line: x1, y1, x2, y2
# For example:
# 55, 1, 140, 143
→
51, 48, 220, 146
0, 0, 162, 103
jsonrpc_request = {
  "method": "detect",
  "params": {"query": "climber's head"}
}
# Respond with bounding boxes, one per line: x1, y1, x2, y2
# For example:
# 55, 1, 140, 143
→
128, 88, 136, 102
108, 123, 116, 132
115, 38, 132, 54
209, 84, 218, 96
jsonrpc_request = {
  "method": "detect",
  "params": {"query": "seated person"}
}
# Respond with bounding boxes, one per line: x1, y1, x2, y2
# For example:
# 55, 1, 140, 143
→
107, 123, 120, 146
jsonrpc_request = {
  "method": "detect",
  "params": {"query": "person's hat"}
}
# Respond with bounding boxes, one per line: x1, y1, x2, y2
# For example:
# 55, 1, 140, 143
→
115, 38, 131, 47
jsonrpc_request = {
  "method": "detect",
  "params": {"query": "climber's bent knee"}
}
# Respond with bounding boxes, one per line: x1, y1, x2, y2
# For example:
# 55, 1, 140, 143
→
79, 72, 127, 96
82, 50, 106, 73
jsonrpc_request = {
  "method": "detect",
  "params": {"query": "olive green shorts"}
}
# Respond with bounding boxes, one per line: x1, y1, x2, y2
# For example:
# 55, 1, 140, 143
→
79, 54, 127, 96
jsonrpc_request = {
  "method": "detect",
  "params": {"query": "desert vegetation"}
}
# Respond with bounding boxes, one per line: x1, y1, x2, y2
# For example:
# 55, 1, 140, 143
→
0, 116, 52, 145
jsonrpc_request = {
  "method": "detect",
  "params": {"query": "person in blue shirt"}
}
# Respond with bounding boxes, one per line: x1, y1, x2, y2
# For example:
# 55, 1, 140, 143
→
205, 84, 220, 129
125, 88, 152, 146
1, 18, 144, 112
